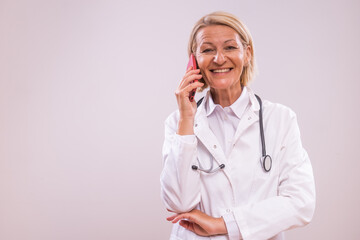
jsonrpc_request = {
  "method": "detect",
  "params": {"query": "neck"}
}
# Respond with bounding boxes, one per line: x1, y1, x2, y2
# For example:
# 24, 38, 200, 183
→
210, 86, 243, 107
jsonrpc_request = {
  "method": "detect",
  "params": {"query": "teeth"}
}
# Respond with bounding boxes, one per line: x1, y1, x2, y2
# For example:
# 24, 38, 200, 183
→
212, 68, 231, 73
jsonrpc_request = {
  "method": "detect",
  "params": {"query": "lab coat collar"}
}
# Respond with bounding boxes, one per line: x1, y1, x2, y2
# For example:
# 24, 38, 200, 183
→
197, 86, 260, 116
247, 86, 260, 112
205, 93, 217, 117
205, 87, 249, 119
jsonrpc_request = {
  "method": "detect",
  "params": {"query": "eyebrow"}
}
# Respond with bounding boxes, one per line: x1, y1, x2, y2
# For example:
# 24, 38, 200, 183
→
224, 39, 237, 43
200, 39, 237, 45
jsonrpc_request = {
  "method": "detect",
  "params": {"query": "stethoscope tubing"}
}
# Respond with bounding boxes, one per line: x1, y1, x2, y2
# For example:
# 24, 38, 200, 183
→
192, 95, 272, 173
255, 95, 272, 172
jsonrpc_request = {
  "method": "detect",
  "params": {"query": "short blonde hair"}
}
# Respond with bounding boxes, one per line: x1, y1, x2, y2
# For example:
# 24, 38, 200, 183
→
188, 11, 257, 89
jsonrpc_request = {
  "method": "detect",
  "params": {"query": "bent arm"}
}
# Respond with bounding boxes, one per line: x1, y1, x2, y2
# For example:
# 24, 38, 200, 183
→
160, 113, 201, 213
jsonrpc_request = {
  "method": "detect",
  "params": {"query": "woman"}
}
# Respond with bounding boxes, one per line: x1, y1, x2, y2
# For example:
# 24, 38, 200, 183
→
160, 11, 315, 240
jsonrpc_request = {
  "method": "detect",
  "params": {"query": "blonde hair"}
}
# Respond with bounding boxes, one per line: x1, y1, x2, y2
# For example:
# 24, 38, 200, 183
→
188, 11, 257, 90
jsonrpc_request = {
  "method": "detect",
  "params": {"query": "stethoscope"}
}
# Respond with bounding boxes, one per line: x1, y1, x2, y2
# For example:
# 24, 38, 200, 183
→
191, 94, 272, 173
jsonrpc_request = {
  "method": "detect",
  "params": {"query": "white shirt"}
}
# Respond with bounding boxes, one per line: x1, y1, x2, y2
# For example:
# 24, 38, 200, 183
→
207, 87, 249, 158
205, 87, 249, 238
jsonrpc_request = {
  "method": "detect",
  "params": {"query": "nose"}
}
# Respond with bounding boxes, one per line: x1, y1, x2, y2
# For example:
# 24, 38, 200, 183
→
213, 50, 226, 65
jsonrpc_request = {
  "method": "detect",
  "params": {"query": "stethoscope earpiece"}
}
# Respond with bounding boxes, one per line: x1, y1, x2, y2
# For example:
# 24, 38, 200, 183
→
191, 165, 198, 170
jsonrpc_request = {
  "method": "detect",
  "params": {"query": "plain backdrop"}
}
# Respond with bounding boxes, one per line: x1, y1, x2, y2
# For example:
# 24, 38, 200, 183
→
1, 0, 359, 239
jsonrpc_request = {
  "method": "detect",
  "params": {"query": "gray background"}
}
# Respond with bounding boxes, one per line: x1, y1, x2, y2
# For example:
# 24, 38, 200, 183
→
1, 0, 359, 239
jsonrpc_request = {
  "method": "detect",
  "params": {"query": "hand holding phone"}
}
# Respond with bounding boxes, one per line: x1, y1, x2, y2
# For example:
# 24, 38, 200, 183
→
186, 54, 198, 102
175, 54, 203, 135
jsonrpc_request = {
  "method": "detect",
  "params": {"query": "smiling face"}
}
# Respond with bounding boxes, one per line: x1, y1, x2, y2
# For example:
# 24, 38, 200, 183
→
195, 25, 251, 94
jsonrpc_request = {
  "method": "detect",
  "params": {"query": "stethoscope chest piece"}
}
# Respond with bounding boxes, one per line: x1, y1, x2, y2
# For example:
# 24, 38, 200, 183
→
261, 155, 272, 172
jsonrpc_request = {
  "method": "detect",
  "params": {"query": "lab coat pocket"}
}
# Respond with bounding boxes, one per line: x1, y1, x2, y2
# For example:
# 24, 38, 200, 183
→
249, 160, 277, 200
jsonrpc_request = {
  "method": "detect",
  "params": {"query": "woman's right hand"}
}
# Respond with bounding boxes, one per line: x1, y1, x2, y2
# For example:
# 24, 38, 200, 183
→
175, 67, 204, 135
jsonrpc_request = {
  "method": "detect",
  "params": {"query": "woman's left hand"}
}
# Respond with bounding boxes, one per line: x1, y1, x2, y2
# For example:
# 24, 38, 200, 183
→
166, 209, 228, 237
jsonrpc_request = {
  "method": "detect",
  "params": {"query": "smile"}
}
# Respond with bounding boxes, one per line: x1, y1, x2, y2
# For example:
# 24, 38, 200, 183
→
211, 68, 232, 73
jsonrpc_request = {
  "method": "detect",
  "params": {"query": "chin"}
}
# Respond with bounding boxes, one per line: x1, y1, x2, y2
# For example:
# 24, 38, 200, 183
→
208, 79, 235, 90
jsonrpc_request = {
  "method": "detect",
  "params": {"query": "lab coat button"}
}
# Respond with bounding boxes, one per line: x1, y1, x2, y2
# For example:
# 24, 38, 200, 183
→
213, 145, 217, 149
226, 209, 231, 213
195, 123, 198, 127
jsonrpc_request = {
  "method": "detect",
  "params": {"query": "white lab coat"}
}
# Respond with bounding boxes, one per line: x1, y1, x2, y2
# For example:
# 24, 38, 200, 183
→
160, 88, 315, 240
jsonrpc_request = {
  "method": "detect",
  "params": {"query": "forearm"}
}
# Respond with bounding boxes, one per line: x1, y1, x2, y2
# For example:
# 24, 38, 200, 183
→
167, 209, 228, 237
161, 131, 201, 212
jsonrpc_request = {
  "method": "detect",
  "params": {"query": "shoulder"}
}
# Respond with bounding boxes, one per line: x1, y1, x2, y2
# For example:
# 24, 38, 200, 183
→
262, 99, 297, 125
260, 99, 303, 146
248, 86, 296, 122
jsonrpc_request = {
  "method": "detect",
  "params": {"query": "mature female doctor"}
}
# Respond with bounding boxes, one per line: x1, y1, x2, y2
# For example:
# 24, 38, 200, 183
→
160, 11, 315, 240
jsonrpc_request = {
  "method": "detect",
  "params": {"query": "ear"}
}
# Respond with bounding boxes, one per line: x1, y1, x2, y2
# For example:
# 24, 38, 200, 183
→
244, 45, 252, 66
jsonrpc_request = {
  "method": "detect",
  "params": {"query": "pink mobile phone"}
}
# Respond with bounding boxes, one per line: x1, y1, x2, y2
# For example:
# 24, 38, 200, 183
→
186, 54, 198, 102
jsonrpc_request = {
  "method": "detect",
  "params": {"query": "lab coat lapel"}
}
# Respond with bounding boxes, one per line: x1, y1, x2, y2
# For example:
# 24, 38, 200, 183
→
232, 88, 261, 144
232, 109, 258, 144
194, 95, 227, 167
194, 111, 227, 165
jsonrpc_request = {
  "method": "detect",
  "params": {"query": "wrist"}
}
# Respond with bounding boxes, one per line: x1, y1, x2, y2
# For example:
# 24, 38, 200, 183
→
215, 217, 228, 235
177, 118, 195, 135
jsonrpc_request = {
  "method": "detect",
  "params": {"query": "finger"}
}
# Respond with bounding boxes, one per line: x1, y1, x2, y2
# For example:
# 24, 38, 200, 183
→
166, 213, 179, 221
178, 68, 201, 87
182, 80, 204, 94
181, 81, 204, 96
185, 66, 200, 74
179, 220, 206, 236
171, 215, 183, 223
173, 211, 199, 224
179, 69, 200, 85
184, 69, 201, 80
175, 81, 204, 101
178, 73, 202, 89
171, 214, 189, 224
179, 220, 192, 230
